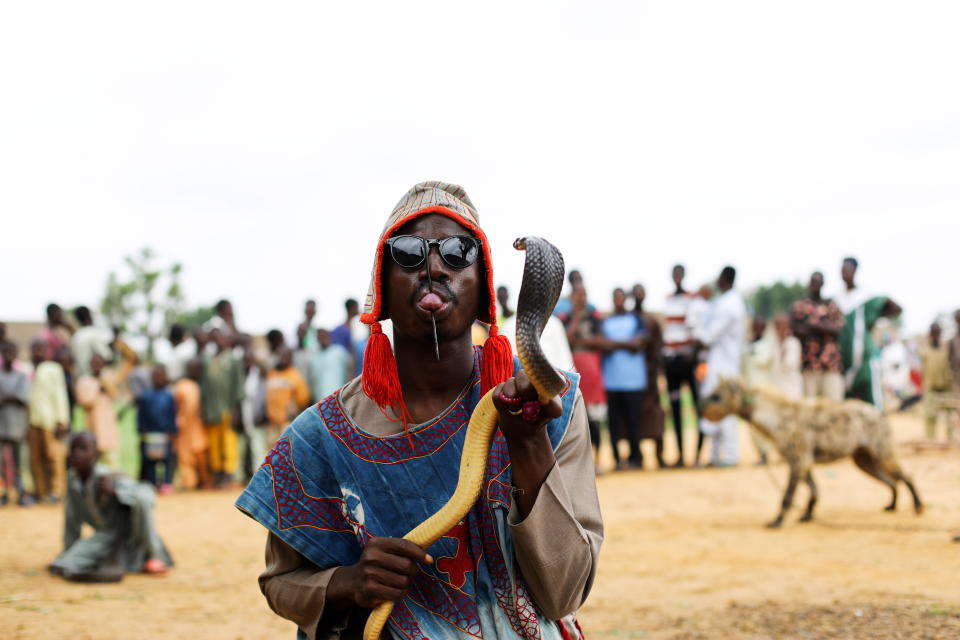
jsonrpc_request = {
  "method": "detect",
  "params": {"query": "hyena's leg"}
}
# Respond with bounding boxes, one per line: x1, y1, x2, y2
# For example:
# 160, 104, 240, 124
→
852, 447, 898, 511
799, 470, 818, 522
882, 458, 924, 514
768, 462, 806, 528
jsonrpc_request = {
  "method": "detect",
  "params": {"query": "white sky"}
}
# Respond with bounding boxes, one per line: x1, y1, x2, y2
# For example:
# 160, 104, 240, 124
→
2, 1, 958, 336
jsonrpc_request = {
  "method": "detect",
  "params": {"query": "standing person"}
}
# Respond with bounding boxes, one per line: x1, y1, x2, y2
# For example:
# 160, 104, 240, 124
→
206, 299, 238, 337
308, 328, 351, 401
791, 271, 846, 401
553, 269, 595, 317
601, 288, 647, 470
919, 322, 958, 441
70, 306, 112, 377
173, 358, 208, 490
265, 329, 286, 369
136, 365, 177, 494
501, 291, 574, 372
948, 309, 960, 394
239, 349, 267, 482
159, 324, 196, 382
39, 303, 73, 361
0, 341, 31, 505
330, 298, 359, 354
297, 300, 320, 351
835, 257, 902, 408
662, 265, 701, 467
201, 328, 245, 488
695, 266, 746, 468
236, 181, 601, 638
26, 338, 70, 502
742, 314, 774, 464
74, 343, 137, 469
771, 314, 803, 399
496, 284, 515, 325
560, 285, 606, 467
633, 284, 666, 468
264, 347, 310, 448
48, 432, 172, 582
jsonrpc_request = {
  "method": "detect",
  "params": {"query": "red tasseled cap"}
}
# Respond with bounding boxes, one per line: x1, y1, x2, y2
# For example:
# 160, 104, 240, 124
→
359, 182, 513, 411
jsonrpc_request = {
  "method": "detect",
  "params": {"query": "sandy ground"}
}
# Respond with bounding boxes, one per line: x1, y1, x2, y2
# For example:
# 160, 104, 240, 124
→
2, 413, 958, 639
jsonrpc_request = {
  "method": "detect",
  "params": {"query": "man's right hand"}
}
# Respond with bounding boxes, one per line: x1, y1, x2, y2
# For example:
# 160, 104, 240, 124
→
329, 537, 432, 610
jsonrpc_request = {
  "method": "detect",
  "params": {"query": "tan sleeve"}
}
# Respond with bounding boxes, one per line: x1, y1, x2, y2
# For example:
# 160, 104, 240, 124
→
259, 533, 355, 639
507, 389, 603, 620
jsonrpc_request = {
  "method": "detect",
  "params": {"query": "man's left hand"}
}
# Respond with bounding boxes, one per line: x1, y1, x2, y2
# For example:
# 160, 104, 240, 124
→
492, 371, 562, 443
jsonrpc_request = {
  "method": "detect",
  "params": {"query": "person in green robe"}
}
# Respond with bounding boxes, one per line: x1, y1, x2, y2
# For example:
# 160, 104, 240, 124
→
48, 432, 173, 582
835, 257, 902, 408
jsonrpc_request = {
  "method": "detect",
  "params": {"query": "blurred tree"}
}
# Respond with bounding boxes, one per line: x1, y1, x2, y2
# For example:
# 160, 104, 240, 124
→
749, 280, 807, 317
175, 306, 216, 330
100, 247, 185, 360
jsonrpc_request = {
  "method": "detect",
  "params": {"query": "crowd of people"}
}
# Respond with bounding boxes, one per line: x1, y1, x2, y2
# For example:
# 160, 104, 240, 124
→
1, 257, 958, 512
554, 257, 959, 470
0, 298, 361, 509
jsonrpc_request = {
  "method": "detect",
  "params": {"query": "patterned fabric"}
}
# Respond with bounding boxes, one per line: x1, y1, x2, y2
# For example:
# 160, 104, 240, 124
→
236, 350, 579, 640
791, 298, 844, 373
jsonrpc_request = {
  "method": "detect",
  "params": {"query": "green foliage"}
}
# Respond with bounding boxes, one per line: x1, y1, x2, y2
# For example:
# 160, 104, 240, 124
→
749, 280, 807, 318
175, 306, 216, 330
100, 247, 185, 360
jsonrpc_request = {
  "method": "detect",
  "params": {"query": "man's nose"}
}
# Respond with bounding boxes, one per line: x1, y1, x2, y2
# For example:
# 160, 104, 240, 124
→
419, 243, 450, 280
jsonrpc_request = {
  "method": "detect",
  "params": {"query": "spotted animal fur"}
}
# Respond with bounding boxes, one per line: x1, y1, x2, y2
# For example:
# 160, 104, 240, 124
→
702, 378, 924, 528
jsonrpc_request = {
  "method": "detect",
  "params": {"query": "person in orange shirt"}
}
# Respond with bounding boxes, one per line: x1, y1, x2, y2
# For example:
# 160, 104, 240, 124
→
265, 347, 310, 447
173, 359, 208, 490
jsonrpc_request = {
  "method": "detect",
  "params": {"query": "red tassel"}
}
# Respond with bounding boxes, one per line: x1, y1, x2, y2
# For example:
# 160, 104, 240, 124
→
361, 322, 404, 410
480, 324, 513, 396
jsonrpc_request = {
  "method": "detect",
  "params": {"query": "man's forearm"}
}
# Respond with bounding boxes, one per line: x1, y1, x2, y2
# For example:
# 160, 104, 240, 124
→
505, 431, 556, 519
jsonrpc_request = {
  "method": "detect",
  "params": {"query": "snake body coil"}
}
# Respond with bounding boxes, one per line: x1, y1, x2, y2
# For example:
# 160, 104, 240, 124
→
363, 237, 566, 640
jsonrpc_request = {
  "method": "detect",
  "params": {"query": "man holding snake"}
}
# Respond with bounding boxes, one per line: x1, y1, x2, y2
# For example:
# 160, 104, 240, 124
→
237, 182, 602, 639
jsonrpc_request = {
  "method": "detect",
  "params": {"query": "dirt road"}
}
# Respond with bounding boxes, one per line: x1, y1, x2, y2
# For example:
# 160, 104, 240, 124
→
2, 414, 958, 639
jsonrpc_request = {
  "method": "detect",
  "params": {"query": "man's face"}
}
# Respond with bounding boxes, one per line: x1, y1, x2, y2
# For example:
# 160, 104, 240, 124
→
69, 436, 97, 477
809, 272, 823, 297
0, 343, 15, 368
672, 266, 684, 287
317, 329, 331, 349
841, 260, 857, 286
497, 286, 509, 310
633, 285, 645, 306
383, 214, 483, 344
612, 288, 626, 309
31, 340, 47, 362
930, 324, 942, 342
305, 301, 316, 320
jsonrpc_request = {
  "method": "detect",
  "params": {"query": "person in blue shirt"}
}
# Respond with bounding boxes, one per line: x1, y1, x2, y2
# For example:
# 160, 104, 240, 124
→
601, 288, 647, 470
136, 365, 177, 494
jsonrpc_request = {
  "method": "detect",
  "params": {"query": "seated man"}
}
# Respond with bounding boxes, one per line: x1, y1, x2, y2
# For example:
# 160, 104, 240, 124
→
49, 432, 173, 582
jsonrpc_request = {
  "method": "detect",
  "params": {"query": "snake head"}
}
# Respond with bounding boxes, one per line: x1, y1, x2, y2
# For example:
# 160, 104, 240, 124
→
513, 238, 527, 251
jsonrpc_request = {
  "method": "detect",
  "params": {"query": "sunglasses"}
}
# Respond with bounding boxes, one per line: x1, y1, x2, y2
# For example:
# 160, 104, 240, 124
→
385, 235, 482, 270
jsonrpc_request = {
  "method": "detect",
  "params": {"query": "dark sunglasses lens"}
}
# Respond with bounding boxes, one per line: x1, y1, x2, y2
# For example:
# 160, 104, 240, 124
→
391, 236, 425, 268
440, 236, 479, 268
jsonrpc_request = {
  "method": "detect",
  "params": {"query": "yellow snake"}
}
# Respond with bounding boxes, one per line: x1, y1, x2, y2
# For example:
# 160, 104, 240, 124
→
363, 236, 566, 639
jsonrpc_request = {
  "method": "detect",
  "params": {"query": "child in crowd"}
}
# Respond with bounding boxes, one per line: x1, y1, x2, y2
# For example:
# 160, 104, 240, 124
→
265, 347, 309, 447
173, 358, 209, 489
136, 365, 177, 494
49, 432, 172, 582
0, 341, 30, 505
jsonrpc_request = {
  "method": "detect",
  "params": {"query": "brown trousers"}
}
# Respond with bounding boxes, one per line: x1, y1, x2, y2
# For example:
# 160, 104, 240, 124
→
27, 426, 66, 499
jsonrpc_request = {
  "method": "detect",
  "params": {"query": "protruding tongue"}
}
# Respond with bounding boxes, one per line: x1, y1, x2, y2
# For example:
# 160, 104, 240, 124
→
419, 292, 444, 312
